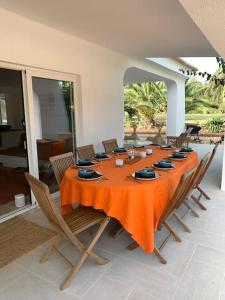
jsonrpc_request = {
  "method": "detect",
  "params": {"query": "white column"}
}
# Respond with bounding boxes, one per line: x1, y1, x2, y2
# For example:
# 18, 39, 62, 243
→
166, 80, 185, 136
221, 137, 225, 190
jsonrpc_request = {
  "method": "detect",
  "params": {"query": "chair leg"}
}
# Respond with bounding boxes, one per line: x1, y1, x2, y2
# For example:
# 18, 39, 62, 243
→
126, 241, 139, 251
60, 217, 110, 290
173, 212, 191, 233
183, 200, 199, 217
40, 235, 62, 263
196, 186, 211, 200
153, 247, 167, 264
109, 223, 124, 239
163, 220, 182, 242
191, 195, 207, 211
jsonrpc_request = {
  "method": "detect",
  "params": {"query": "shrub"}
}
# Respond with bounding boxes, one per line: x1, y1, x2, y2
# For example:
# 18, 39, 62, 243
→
205, 116, 225, 133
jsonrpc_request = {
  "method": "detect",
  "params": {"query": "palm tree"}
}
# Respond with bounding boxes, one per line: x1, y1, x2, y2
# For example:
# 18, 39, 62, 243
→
124, 82, 167, 127
185, 79, 218, 114
206, 67, 225, 112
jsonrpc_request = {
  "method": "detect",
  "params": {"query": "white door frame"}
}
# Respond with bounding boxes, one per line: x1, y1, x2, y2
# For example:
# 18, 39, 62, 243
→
0, 61, 82, 221
24, 68, 81, 198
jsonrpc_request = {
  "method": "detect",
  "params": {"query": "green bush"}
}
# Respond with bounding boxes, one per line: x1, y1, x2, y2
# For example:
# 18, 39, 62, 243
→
205, 116, 225, 133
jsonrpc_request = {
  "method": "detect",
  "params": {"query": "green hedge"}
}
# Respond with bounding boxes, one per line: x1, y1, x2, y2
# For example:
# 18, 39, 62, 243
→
155, 114, 224, 124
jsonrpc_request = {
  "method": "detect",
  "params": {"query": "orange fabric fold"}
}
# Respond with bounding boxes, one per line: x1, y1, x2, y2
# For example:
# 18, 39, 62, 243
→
60, 148, 198, 253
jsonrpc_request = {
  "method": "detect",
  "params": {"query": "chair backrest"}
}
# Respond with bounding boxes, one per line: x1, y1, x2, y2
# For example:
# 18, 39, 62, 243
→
49, 152, 75, 186
197, 143, 219, 185
181, 127, 193, 137
159, 167, 196, 225
102, 138, 118, 153
187, 152, 210, 193
76, 144, 95, 160
25, 172, 73, 238
167, 136, 190, 148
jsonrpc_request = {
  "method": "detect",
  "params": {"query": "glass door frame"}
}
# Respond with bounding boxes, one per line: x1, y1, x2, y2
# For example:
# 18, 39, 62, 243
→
0, 61, 81, 221
25, 69, 81, 200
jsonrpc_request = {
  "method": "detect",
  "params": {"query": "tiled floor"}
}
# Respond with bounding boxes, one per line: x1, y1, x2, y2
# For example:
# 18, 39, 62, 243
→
1, 143, 225, 300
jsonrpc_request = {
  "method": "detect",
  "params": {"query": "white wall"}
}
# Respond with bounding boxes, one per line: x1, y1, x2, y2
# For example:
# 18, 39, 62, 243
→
0, 7, 186, 153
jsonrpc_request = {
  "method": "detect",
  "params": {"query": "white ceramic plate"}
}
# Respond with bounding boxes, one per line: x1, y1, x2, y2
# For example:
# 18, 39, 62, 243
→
131, 172, 160, 181
76, 171, 103, 181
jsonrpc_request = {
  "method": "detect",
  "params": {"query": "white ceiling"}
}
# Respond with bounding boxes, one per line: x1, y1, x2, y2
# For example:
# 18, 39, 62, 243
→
0, 0, 218, 57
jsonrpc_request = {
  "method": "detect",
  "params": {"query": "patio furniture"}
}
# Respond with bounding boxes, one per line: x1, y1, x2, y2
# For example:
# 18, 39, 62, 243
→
186, 124, 202, 142
25, 172, 110, 291
49, 152, 75, 187
60, 147, 198, 253
181, 152, 210, 213
166, 127, 192, 148
76, 144, 95, 160
127, 167, 196, 258
191, 142, 219, 210
102, 138, 118, 153
166, 136, 190, 148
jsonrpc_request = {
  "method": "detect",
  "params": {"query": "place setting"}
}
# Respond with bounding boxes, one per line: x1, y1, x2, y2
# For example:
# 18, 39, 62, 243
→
152, 160, 175, 170
160, 144, 176, 150
167, 152, 188, 161
94, 152, 111, 161
76, 168, 108, 183
74, 159, 99, 169
178, 147, 194, 154
112, 147, 127, 155
127, 167, 160, 183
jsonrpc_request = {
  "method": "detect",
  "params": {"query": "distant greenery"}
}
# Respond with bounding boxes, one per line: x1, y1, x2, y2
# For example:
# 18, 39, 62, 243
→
124, 61, 225, 133
124, 82, 167, 128
205, 116, 225, 133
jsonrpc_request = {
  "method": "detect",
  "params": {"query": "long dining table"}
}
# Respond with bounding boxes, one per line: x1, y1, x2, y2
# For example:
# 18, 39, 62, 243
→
60, 147, 198, 253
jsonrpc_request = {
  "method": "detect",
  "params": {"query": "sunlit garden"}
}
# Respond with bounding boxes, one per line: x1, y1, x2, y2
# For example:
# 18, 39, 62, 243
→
124, 58, 225, 144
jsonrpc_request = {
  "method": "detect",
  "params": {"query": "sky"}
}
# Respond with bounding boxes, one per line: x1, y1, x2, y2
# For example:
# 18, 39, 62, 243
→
182, 57, 219, 82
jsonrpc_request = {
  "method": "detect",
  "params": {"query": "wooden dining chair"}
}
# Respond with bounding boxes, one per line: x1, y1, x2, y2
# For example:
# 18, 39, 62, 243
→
76, 144, 95, 160
191, 142, 219, 206
167, 136, 190, 148
25, 172, 111, 291
49, 152, 75, 187
127, 167, 195, 264
102, 138, 118, 154
172, 152, 210, 221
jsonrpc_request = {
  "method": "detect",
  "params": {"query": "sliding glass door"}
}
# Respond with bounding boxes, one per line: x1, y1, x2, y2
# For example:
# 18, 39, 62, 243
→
0, 68, 30, 218
31, 77, 76, 193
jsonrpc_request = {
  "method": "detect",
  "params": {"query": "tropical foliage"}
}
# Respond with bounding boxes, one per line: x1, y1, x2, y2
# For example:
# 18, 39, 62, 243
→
205, 116, 225, 133
124, 82, 167, 127
185, 79, 218, 114
124, 63, 225, 130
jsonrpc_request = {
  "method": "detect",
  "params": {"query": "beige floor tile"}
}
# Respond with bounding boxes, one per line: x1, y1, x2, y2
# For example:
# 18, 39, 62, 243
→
105, 256, 178, 300
81, 275, 133, 300
193, 245, 225, 268
127, 290, 161, 300
0, 272, 78, 300
102, 232, 196, 278
174, 260, 224, 300
179, 228, 225, 251
0, 262, 27, 290
15, 241, 70, 284
60, 245, 115, 297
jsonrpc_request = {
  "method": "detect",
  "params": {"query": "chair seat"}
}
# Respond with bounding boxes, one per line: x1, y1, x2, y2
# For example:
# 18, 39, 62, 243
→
63, 206, 106, 234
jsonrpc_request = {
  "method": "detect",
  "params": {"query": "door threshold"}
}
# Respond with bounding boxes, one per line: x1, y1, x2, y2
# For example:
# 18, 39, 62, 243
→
0, 204, 37, 223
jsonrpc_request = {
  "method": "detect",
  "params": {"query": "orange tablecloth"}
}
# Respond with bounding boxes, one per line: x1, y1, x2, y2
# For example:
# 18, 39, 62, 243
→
60, 148, 198, 253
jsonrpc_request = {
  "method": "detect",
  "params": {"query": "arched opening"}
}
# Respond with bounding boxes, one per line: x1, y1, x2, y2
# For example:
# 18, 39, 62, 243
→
123, 67, 170, 144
